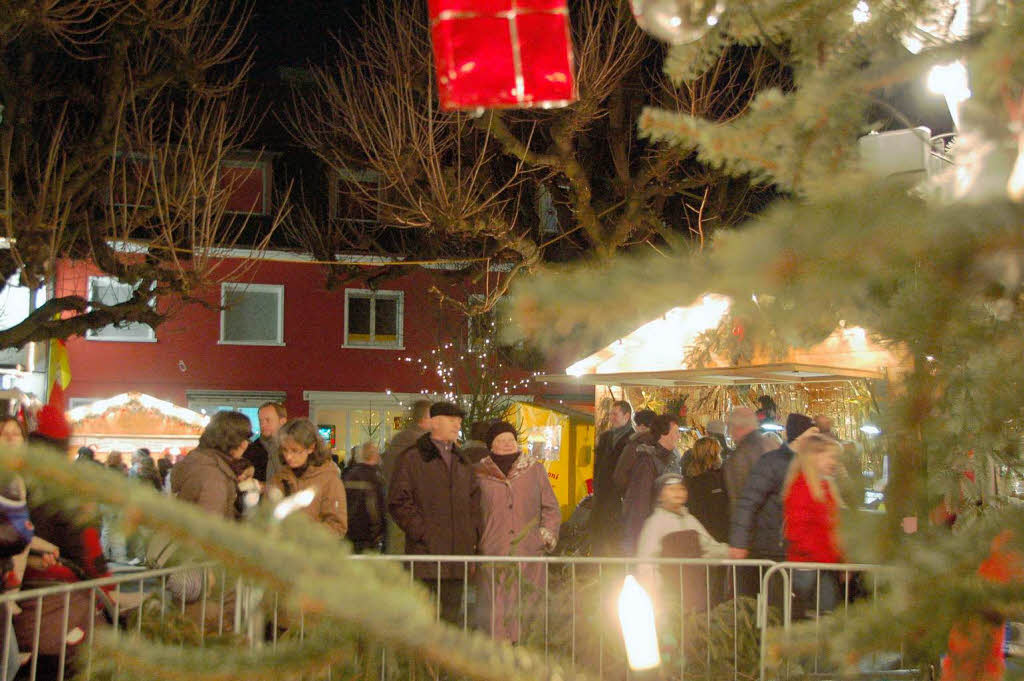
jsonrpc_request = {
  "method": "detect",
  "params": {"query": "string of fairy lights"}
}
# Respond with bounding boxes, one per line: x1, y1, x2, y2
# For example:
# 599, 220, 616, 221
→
389, 333, 540, 408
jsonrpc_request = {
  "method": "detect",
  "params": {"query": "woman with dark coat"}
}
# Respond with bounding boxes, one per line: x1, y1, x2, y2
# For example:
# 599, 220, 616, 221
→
683, 437, 730, 543
683, 436, 731, 608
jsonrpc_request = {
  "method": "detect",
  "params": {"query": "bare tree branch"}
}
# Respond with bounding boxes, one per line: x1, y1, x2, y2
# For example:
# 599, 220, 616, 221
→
284, 0, 783, 312
0, 0, 284, 349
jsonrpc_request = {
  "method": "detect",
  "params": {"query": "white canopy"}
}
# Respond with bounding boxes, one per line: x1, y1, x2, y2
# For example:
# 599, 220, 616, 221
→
541, 294, 907, 387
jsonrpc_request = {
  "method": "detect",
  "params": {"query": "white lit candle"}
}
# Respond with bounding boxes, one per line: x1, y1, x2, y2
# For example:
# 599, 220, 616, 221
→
618, 575, 660, 670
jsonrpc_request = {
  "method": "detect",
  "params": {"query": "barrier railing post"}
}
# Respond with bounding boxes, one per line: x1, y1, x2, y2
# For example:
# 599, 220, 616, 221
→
570, 562, 576, 668
55, 592, 70, 681
86, 588, 96, 681
678, 562, 686, 679
2, 604, 11, 681
462, 560, 469, 632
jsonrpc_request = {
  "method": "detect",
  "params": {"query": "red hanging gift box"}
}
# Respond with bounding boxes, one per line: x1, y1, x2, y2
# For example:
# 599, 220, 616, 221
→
428, 0, 576, 110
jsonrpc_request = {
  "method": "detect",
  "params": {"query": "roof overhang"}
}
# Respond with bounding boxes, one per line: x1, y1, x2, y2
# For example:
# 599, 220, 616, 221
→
550, 293, 907, 388
538, 362, 889, 388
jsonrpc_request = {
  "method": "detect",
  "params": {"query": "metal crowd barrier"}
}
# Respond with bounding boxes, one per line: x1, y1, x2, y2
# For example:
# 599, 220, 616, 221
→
350, 554, 777, 681
0, 557, 916, 681
757, 562, 912, 681
0, 562, 243, 681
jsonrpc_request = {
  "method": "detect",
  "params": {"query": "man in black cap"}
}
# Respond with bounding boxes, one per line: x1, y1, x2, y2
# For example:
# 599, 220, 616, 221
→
388, 401, 481, 624
729, 413, 817, 598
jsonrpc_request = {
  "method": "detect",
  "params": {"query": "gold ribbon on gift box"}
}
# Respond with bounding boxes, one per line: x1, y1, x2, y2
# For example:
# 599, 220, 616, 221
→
432, 1, 576, 108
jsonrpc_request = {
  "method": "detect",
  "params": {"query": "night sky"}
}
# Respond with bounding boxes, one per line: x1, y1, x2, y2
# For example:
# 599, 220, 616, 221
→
249, 0, 370, 72
244, 0, 953, 135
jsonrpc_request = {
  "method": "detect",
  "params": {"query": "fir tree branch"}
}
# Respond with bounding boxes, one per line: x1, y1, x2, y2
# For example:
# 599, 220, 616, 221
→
6, 445, 589, 681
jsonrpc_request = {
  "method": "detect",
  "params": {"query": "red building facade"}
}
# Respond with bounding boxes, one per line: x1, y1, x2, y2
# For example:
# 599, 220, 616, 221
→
57, 252, 486, 454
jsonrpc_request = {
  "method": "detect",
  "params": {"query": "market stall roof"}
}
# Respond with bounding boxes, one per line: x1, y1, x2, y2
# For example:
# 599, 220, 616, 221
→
67, 393, 209, 453
538, 294, 907, 388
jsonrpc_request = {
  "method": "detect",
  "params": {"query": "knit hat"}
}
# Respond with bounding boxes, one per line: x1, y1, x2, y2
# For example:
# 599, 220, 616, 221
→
654, 472, 685, 493
785, 413, 815, 443
429, 402, 466, 419
34, 405, 71, 443
485, 421, 518, 450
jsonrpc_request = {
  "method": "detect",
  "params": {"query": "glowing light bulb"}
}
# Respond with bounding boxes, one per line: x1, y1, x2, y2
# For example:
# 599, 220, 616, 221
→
852, 1, 870, 24
1008, 134, 1024, 202
618, 576, 660, 670
927, 61, 970, 128
860, 425, 882, 436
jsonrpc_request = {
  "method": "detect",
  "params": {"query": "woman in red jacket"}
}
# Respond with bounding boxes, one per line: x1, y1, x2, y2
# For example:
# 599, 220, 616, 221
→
783, 432, 843, 614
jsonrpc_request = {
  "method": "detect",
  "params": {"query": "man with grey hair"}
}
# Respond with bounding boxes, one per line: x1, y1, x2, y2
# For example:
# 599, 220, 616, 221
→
722, 407, 773, 515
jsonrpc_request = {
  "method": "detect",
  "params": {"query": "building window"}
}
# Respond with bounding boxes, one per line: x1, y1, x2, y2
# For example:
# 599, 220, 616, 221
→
85, 276, 156, 342
329, 168, 381, 223
219, 283, 284, 346
220, 160, 271, 215
344, 289, 403, 349
186, 389, 286, 436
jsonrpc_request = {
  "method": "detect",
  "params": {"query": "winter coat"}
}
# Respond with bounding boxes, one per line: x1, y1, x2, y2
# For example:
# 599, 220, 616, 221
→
621, 442, 680, 554
388, 434, 481, 579
722, 431, 774, 515
244, 436, 281, 484
171, 447, 239, 520
636, 506, 729, 562
684, 467, 730, 543
343, 463, 386, 550
784, 472, 842, 564
382, 425, 426, 485
269, 461, 348, 537
635, 505, 729, 612
591, 424, 634, 533
729, 444, 793, 560
242, 438, 268, 483
474, 453, 561, 641
611, 432, 656, 496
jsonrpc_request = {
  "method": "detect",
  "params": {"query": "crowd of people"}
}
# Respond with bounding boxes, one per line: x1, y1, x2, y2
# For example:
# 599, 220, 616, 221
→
591, 400, 851, 616
0, 391, 859, 675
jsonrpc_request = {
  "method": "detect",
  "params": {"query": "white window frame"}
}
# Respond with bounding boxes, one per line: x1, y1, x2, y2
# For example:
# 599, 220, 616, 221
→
84, 275, 157, 342
219, 282, 285, 346
343, 289, 404, 350
221, 159, 272, 216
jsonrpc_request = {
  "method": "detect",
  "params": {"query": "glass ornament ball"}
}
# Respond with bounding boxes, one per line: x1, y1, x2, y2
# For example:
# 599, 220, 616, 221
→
630, 0, 725, 44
